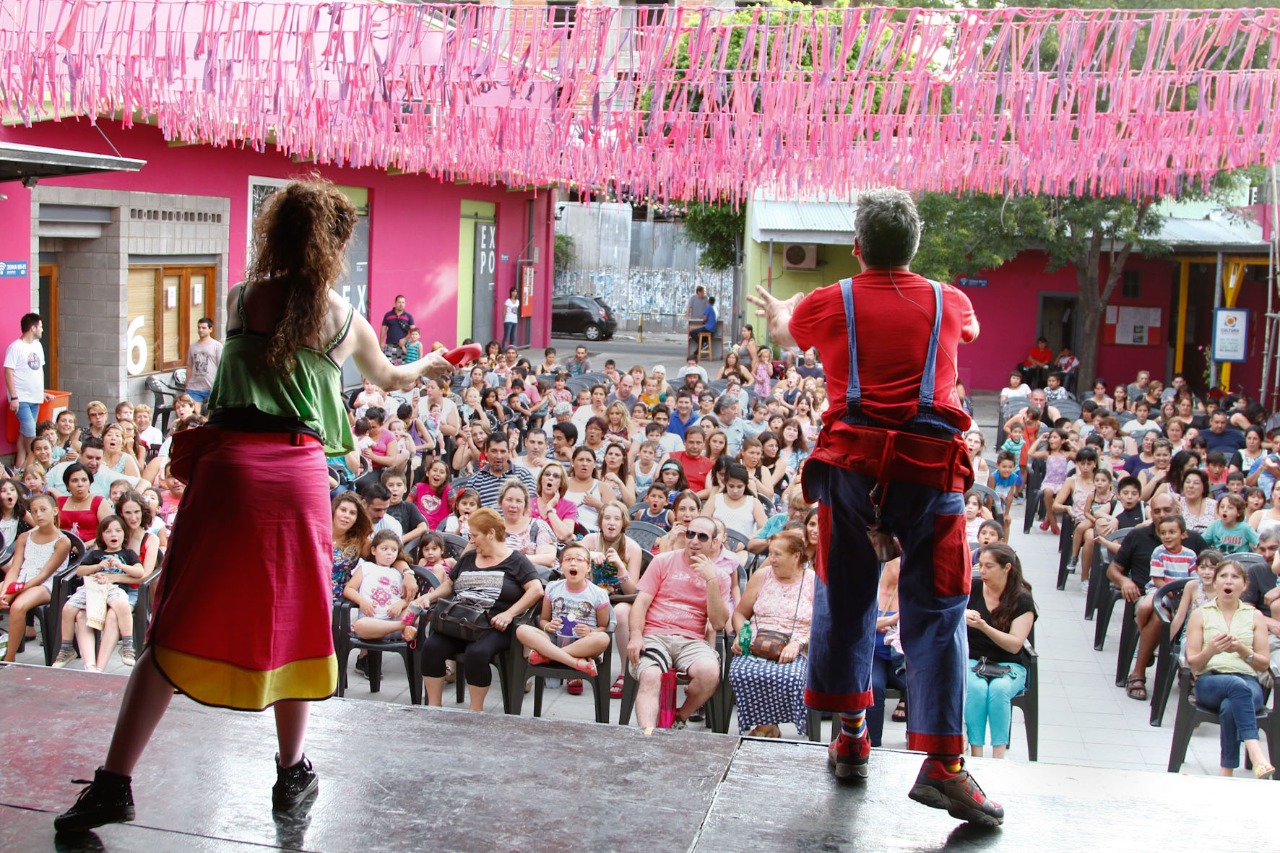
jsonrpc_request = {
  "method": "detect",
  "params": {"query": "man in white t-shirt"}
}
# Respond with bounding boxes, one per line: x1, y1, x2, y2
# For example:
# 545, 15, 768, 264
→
184, 317, 223, 413
4, 313, 52, 470
627, 515, 732, 731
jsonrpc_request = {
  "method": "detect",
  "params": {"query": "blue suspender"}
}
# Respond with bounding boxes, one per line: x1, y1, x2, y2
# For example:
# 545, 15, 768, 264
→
838, 277, 951, 431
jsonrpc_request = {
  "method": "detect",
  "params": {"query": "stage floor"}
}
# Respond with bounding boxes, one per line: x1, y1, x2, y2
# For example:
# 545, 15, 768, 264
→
0, 665, 1266, 852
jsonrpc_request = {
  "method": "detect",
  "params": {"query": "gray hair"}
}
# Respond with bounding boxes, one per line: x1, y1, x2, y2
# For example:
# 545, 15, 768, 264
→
853, 188, 921, 268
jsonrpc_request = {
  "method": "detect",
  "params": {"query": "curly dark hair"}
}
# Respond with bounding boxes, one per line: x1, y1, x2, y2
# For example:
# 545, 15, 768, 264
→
247, 176, 356, 373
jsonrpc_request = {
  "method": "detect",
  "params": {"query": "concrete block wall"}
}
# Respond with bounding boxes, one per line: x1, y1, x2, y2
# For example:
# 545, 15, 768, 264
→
33, 185, 230, 410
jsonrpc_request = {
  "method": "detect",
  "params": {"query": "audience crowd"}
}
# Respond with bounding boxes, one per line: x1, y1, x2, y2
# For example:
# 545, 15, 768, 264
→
2, 338, 1277, 778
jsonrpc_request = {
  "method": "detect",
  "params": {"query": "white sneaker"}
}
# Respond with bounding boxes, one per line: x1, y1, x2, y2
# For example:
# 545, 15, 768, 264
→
1080, 580, 1090, 593
52, 647, 76, 668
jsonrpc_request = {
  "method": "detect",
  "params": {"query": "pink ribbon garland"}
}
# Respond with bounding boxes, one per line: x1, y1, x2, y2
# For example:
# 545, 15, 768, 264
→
5, 1, 1280, 202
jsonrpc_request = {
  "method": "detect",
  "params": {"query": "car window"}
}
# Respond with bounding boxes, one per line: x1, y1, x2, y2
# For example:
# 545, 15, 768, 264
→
552, 297, 570, 309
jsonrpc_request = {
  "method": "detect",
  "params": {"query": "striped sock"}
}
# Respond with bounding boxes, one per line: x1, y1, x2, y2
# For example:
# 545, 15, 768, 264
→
838, 711, 868, 742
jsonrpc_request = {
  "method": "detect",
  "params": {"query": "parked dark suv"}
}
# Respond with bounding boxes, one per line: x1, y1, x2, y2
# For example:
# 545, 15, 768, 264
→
551, 295, 617, 341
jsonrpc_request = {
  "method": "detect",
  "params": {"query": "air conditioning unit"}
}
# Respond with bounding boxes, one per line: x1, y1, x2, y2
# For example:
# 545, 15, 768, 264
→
782, 243, 818, 270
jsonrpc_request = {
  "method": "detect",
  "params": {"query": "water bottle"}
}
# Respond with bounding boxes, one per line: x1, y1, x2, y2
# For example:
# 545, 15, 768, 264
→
737, 622, 753, 656
401, 602, 424, 642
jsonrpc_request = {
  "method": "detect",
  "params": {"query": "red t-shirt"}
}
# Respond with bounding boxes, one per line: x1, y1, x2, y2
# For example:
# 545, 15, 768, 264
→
1024, 346, 1053, 368
789, 271, 978, 433
670, 452, 714, 492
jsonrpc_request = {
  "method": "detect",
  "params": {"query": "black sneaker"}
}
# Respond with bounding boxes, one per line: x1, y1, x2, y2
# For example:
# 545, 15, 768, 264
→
54, 768, 135, 833
354, 655, 369, 679
272, 754, 318, 812
908, 759, 1004, 827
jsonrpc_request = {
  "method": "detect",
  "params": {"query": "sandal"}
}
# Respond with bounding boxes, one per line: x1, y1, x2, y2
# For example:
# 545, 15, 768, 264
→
610, 674, 624, 699
892, 699, 908, 723
528, 651, 550, 667
566, 679, 584, 695
1124, 675, 1148, 701
1255, 762, 1275, 780
572, 658, 598, 677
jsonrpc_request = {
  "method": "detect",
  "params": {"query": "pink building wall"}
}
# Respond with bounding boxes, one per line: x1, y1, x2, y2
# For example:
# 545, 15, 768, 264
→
0, 118, 554, 352
959, 252, 1180, 393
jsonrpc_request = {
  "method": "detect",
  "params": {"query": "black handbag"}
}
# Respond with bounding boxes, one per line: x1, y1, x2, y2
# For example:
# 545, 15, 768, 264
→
429, 599, 491, 642
972, 657, 1012, 681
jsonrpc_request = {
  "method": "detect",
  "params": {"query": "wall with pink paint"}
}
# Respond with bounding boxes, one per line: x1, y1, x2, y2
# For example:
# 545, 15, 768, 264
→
0, 190, 33, 361
0, 119, 554, 350
959, 251, 1178, 392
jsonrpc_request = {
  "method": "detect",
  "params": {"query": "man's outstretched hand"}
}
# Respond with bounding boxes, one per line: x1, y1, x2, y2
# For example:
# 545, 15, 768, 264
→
745, 286, 802, 348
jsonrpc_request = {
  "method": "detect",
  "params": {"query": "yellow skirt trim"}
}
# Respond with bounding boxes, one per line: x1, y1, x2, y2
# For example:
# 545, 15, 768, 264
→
153, 646, 338, 711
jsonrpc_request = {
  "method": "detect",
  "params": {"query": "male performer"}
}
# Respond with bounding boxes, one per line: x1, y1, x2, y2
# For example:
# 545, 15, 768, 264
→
748, 189, 1002, 827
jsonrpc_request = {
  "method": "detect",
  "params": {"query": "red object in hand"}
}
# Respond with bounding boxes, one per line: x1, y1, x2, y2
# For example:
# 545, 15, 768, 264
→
443, 343, 483, 366
5, 582, 25, 595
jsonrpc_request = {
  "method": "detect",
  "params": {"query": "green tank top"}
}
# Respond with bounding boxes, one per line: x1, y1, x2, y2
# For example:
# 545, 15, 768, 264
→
207, 285, 355, 456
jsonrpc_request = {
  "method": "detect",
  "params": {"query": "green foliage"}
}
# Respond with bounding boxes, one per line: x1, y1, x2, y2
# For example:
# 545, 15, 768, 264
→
681, 202, 745, 271
554, 233, 576, 271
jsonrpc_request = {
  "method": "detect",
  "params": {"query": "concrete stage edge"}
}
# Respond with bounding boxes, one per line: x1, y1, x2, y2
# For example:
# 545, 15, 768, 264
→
0, 665, 1264, 852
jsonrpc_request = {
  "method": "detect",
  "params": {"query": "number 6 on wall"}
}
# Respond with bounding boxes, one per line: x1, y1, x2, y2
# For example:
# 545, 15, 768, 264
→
127, 315, 149, 376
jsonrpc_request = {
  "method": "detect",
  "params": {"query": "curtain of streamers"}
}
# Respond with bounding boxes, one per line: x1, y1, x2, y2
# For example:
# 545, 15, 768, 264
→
4, 1, 1280, 202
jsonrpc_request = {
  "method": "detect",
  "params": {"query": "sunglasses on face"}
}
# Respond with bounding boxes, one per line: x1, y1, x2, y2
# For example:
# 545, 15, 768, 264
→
687, 530, 714, 542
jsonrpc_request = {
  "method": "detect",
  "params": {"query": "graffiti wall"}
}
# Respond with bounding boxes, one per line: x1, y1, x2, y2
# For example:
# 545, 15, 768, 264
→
554, 267, 734, 333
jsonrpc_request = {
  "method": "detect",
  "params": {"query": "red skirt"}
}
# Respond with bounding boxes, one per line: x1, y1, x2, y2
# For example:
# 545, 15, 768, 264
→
148, 427, 337, 710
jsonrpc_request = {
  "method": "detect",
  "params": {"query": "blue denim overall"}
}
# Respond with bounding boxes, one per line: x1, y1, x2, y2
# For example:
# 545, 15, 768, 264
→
803, 278, 971, 755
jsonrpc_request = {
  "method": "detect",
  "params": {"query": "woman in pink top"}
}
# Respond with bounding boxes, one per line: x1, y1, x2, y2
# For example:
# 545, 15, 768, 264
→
529, 462, 578, 543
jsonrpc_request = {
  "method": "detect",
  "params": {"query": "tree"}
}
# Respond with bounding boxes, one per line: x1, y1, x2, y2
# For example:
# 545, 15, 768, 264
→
554, 233, 576, 271
913, 173, 1256, 391
680, 202, 745, 271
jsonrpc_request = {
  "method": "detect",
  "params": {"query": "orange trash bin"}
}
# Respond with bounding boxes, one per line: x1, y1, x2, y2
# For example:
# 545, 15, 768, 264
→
5, 389, 71, 443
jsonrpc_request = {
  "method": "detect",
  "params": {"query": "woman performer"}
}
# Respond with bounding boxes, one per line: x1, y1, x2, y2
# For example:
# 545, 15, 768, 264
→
56, 178, 453, 832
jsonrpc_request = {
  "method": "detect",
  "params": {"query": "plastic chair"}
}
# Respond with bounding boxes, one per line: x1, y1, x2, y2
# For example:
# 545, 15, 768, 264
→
1021, 457, 1046, 535
969, 483, 1004, 528
440, 534, 469, 560
1054, 515, 1077, 590
724, 530, 750, 554
1167, 660, 1280, 775
333, 602, 425, 704
1009, 636, 1040, 761
510, 630, 614, 724
625, 522, 666, 553
1149, 581, 1191, 728
1086, 528, 1133, 622
618, 633, 732, 733
35, 532, 87, 666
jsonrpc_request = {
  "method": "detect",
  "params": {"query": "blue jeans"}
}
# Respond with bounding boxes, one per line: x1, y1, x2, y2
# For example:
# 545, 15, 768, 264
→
186, 389, 211, 404
1194, 673, 1265, 768
502, 321, 517, 348
15, 401, 38, 437
965, 661, 1027, 747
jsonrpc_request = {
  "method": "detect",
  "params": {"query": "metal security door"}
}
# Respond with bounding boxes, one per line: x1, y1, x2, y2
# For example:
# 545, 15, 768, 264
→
336, 212, 370, 389
471, 220, 497, 344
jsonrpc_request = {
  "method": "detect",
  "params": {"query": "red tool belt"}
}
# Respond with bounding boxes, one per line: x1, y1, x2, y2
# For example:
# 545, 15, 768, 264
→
809, 420, 974, 494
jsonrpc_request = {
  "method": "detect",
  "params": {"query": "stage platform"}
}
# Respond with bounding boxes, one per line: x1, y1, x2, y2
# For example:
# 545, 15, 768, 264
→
0, 665, 1266, 852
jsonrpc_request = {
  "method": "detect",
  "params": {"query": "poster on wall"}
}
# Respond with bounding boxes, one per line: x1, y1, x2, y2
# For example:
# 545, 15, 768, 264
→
1212, 308, 1249, 363
1102, 305, 1163, 347
519, 263, 535, 318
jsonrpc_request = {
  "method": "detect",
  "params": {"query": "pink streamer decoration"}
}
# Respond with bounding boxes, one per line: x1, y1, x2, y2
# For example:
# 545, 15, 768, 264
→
4, 1, 1280, 202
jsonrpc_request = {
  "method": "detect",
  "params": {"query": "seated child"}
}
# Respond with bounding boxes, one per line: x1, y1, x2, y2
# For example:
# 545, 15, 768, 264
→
52, 515, 144, 671
1078, 469, 1117, 590
1168, 549, 1223, 637
963, 491, 993, 542
22, 463, 46, 496
1204, 494, 1259, 555
634, 484, 673, 530
972, 520, 1005, 565
1147, 515, 1197, 593
513, 543, 610, 676
442, 488, 481, 538
343, 530, 416, 642
415, 531, 456, 584
989, 451, 1023, 539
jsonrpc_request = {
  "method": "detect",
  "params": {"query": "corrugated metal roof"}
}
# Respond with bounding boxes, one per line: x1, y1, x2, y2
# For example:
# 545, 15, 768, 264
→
1157, 215, 1267, 252
751, 199, 857, 244
0, 142, 145, 182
